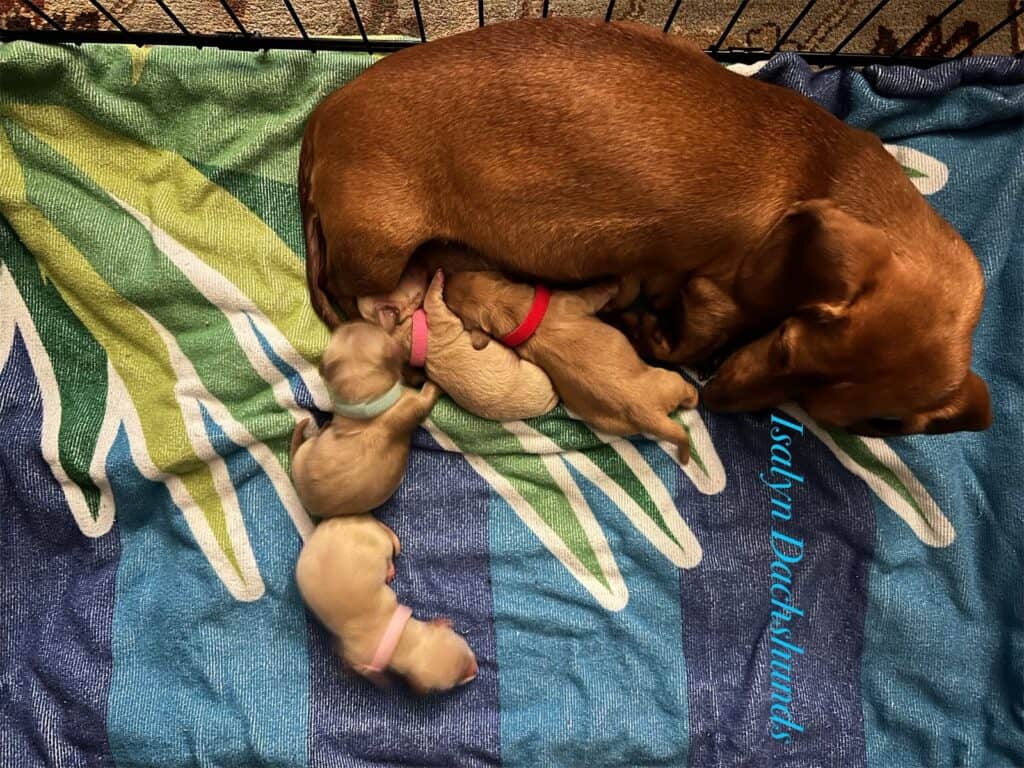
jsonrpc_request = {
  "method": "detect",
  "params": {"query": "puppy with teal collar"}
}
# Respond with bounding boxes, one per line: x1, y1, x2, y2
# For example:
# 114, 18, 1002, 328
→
291, 320, 439, 518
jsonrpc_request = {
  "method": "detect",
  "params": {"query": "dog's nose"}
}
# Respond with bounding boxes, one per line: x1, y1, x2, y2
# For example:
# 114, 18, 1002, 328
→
458, 656, 478, 686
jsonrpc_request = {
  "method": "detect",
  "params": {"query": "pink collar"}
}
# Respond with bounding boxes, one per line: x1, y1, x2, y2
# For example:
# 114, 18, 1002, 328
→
409, 309, 428, 368
365, 604, 413, 673
500, 285, 551, 348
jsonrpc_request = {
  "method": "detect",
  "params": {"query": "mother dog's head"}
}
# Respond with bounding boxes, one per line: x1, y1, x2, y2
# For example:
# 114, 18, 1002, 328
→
702, 199, 991, 436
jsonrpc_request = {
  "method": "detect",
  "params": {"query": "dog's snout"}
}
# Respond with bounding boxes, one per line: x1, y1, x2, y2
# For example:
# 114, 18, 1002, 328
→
459, 656, 479, 686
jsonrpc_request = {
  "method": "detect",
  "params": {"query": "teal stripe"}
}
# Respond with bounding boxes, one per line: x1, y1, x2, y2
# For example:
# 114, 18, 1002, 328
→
491, 441, 689, 767
106, 416, 309, 768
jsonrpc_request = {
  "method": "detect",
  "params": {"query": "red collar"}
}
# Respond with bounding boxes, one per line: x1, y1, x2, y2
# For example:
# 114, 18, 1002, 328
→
500, 285, 551, 348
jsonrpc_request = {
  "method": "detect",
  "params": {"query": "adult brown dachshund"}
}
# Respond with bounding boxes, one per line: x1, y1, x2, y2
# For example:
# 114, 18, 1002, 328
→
299, 17, 991, 436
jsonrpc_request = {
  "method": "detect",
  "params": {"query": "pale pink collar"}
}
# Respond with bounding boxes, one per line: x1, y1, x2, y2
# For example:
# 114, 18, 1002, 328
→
365, 604, 413, 673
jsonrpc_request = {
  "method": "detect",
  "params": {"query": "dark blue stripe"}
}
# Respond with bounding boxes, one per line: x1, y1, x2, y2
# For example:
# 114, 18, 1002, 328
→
754, 52, 1024, 119
0, 330, 118, 768
308, 433, 501, 768
679, 410, 873, 767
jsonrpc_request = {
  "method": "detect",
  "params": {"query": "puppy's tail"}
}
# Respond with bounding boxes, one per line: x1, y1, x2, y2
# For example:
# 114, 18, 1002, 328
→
290, 417, 311, 462
299, 132, 343, 330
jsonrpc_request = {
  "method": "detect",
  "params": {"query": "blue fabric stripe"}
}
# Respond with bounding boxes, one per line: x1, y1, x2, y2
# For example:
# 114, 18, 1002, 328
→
852, 104, 1024, 767
680, 411, 873, 767
308, 436, 501, 768
246, 314, 316, 410
0, 330, 119, 768
490, 442, 689, 768
105, 410, 309, 768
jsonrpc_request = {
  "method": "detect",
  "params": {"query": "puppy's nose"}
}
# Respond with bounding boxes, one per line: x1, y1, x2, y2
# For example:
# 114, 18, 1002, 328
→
458, 656, 478, 686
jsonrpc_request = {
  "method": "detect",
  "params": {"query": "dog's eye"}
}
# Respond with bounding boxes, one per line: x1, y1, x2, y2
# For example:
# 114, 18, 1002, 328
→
864, 417, 905, 433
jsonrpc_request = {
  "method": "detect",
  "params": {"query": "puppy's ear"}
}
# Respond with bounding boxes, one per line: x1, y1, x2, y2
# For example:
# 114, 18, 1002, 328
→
428, 617, 454, 629
469, 329, 491, 350
377, 307, 398, 333
767, 199, 891, 322
574, 282, 619, 314
352, 665, 393, 688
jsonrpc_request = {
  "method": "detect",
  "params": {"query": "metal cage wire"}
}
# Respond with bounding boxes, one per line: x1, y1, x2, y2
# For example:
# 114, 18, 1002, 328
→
2, 0, 1023, 66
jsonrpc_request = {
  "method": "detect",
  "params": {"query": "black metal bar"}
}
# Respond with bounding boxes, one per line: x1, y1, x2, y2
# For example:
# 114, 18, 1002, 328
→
663, 0, 683, 33
477, 0, 484, 27
604, 0, 615, 23
542, 0, 550, 18
957, 3, 1024, 58
831, 0, 890, 55
0, 27, 970, 68
772, 0, 818, 54
216, 0, 250, 36
347, 0, 371, 53
280, 0, 308, 39
412, 0, 426, 42
86, 0, 129, 33
16, 0, 63, 29
891, 0, 966, 57
152, 0, 189, 34
712, 0, 753, 52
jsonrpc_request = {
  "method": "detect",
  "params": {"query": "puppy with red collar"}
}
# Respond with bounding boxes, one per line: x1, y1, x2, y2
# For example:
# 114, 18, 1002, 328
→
392, 270, 558, 422
444, 271, 698, 461
296, 515, 478, 694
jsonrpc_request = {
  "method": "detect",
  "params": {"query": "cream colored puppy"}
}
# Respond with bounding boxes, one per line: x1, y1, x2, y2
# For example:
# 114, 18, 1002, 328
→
296, 516, 478, 694
392, 271, 558, 421
291, 321, 439, 518
444, 271, 699, 462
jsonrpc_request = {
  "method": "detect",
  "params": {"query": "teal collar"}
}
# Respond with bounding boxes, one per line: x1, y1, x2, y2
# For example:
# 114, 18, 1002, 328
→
332, 380, 404, 420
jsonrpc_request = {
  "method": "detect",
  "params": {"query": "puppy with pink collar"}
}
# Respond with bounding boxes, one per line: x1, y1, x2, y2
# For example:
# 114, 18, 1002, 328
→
393, 271, 558, 422
296, 515, 478, 694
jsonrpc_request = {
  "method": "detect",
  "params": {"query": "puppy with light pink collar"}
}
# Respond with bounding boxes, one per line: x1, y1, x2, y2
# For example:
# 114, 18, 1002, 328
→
393, 271, 559, 421
296, 515, 478, 694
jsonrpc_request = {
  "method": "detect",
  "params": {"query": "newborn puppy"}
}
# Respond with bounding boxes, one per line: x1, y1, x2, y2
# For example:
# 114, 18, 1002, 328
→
393, 271, 558, 421
444, 271, 698, 461
356, 263, 428, 332
296, 516, 478, 694
291, 321, 439, 517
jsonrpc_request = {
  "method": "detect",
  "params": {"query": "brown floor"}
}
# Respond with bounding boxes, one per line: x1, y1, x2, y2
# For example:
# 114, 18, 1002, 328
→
3, 0, 1022, 58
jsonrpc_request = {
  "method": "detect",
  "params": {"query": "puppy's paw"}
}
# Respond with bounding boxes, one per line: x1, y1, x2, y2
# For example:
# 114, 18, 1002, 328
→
676, 437, 691, 465
424, 270, 446, 311
421, 380, 442, 403
677, 381, 699, 411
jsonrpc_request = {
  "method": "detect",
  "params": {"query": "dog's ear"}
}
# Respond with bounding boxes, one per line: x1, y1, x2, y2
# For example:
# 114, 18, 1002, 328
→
469, 329, 491, 350
574, 282, 619, 314
351, 665, 393, 688
766, 199, 891, 324
376, 307, 398, 333
920, 370, 993, 433
700, 325, 801, 413
429, 616, 454, 629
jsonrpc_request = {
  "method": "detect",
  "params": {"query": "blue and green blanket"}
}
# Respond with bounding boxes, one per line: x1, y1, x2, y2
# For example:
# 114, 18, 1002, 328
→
1, 41, 1022, 768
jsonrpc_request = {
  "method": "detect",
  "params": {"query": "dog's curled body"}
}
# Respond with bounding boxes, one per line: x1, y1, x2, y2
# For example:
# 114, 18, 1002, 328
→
444, 271, 697, 461
299, 17, 991, 436
290, 321, 438, 518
